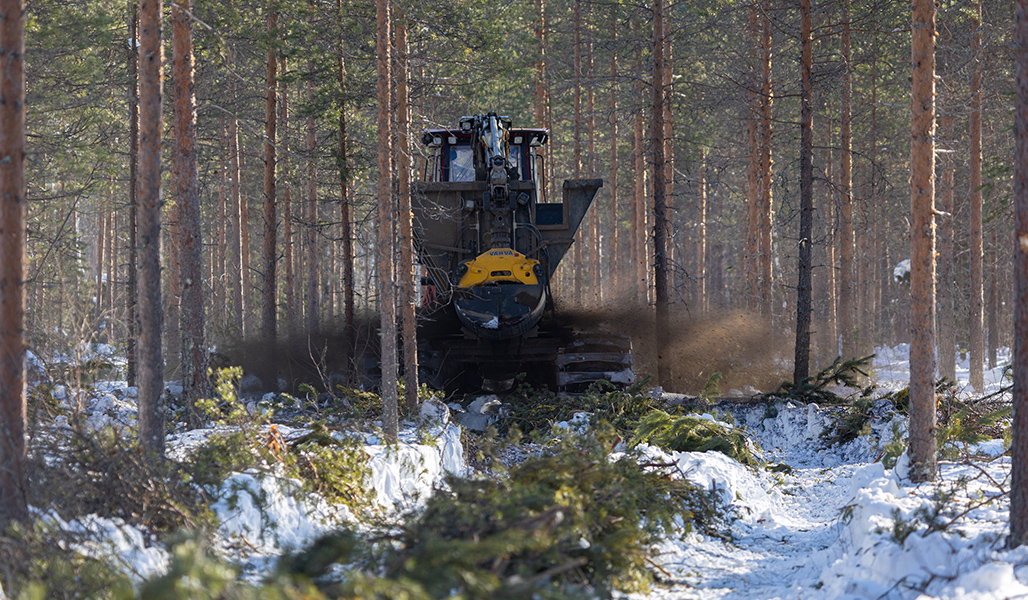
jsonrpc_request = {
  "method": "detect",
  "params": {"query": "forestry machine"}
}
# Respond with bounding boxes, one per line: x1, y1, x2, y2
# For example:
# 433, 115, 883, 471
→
411, 113, 633, 393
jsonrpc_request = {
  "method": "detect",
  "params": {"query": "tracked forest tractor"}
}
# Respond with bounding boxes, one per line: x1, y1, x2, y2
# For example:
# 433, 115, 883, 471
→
412, 113, 633, 393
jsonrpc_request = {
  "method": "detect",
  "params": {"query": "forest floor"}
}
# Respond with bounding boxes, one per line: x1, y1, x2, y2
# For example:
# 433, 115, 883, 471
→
19, 344, 1024, 600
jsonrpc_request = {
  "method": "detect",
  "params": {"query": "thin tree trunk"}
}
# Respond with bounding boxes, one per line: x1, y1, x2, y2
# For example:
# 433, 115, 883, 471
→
95, 207, 107, 335
172, 0, 206, 425
633, 27, 646, 304
395, 10, 418, 414
0, 0, 28, 527
608, 18, 618, 292
228, 67, 244, 337
1010, 0, 1028, 546
988, 226, 998, 368
840, 0, 855, 358
216, 127, 228, 328
938, 115, 955, 380
262, 1, 278, 344
698, 156, 707, 314
306, 4, 320, 334
137, 0, 165, 461
794, 0, 814, 383
909, 0, 938, 483
376, 0, 397, 441
337, 0, 354, 362
127, 0, 138, 388
573, 0, 583, 303
969, 0, 985, 391
653, 0, 670, 386
758, 0, 773, 320
281, 59, 296, 339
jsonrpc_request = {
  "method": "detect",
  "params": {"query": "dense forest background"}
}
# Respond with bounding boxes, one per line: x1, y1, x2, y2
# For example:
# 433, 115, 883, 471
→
21, 0, 1015, 392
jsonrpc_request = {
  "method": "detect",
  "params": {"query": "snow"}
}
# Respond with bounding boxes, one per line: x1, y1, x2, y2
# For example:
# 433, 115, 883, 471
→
24, 345, 1022, 599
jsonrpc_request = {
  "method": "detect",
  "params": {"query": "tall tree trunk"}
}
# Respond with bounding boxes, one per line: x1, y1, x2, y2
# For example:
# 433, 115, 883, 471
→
137, 0, 165, 461
969, 0, 985, 391
95, 207, 107, 335
127, 0, 138, 387
938, 113, 956, 380
216, 127, 228, 328
653, 0, 670, 386
745, 5, 759, 314
757, 0, 773, 320
608, 19, 618, 292
281, 60, 296, 339
909, 0, 938, 483
262, 2, 278, 344
572, 0, 583, 303
306, 5, 320, 334
0, 0, 28, 527
697, 156, 707, 313
228, 66, 244, 337
376, 0, 397, 441
988, 226, 998, 368
633, 28, 646, 304
1010, 0, 1028, 546
794, 0, 814, 383
172, 0, 206, 425
839, 0, 855, 358
588, 28, 600, 304
337, 0, 354, 362
395, 10, 418, 414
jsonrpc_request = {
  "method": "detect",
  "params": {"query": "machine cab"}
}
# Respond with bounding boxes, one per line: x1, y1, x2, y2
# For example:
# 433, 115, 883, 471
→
420, 120, 549, 186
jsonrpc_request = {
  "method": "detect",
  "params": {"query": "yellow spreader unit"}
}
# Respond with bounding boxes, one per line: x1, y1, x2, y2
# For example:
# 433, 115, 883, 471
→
457, 248, 540, 288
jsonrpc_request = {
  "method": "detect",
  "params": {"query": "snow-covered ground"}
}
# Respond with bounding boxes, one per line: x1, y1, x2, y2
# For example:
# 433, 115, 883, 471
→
23, 345, 1020, 599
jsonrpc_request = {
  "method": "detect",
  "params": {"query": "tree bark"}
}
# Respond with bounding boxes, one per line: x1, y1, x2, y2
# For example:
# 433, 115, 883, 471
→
757, 0, 773, 320
262, 1, 278, 344
172, 0, 206, 425
337, 0, 354, 362
653, 0, 670, 387
572, 0, 583, 303
909, 0, 937, 483
840, 0, 855, 358
228, 50, 244, 337
127, 0, 138, 387
969, 0, 985, 392
1011, 0, 1028, 546
376, 0, 397, 441
281, 60, 296, 339
137, 0, 165, 461
0, 0, 28, 527
938, 113, 956, 380
608, 18, 618, 292
395, 10, 418, 414
794, 0, 814, 384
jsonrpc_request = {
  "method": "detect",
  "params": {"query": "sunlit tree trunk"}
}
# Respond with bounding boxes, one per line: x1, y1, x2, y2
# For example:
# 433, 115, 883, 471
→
376, 0, 397, 441
395, 10, 418, 414
262, 1, 278, 344
0, 0, 28, 527
938, 112, 956, 380
126, 0, 138, 387
95, 207, 107, 334
228, 45, 244, 336
280, 60, 297, 339
909, 0, 937, 483
757, 0, 773, 320
1010, 0, 1028, 546
172, 0, 206, 424
840, 0, 855, 358
137, 0, 165, 461
969, 0, 985, 391
794, 0, 813, 383
988, 227, 998, 368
